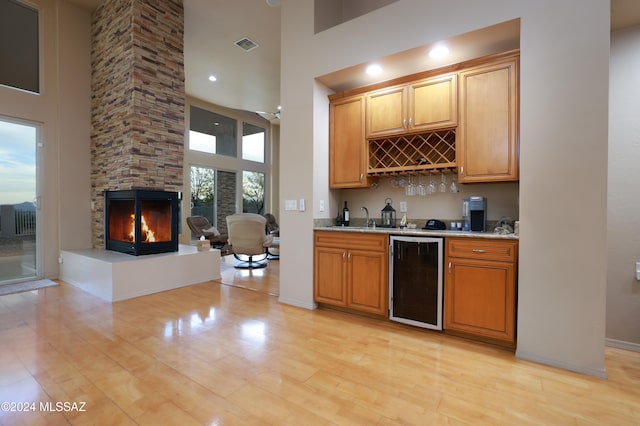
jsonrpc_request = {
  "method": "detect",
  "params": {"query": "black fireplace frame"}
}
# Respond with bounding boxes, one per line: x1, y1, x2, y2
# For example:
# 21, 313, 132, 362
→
104, 189, 179, 256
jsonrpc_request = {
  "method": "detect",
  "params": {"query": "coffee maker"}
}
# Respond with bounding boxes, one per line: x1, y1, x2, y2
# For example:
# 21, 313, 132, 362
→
462, 196, 487, 232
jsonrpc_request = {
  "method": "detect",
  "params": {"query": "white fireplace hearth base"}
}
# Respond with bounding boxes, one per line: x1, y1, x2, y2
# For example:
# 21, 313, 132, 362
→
59, 245, 220, 302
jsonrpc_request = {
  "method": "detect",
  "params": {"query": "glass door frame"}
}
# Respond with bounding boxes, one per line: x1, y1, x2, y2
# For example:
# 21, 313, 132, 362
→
0, 115, 42, 284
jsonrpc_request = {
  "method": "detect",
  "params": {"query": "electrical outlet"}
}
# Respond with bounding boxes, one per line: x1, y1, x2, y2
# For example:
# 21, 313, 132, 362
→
319, 199, 325, 212
636, 262, 640, 281
399, 201, 407, 213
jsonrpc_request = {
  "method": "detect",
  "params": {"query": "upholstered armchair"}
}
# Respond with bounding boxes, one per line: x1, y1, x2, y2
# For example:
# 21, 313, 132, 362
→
226, 213, 272, 268
263, 213, 280, 259
186, 216, 228, 249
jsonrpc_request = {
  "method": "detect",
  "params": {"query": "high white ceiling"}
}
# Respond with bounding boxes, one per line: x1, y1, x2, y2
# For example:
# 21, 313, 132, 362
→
69, 0, 640, 121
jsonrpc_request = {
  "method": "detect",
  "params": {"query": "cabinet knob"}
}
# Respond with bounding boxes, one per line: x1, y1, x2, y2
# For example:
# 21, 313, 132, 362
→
409, 117, 413, 128
403, 118, 407, 129
360, 173, 363, 182
342, 252, 346, 262
448, 261, 451, 272
472, 249, 487, 253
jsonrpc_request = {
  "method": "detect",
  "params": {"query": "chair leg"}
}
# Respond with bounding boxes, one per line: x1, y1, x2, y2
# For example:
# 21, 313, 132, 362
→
232, 253, 268, 269
266, 247, 279, 260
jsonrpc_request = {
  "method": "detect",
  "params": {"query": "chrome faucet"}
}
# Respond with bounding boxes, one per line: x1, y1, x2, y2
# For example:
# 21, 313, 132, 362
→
360, 206, 369, 227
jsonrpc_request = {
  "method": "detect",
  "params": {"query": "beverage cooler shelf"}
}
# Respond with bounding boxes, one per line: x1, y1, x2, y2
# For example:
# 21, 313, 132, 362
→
368, 128, 456, 176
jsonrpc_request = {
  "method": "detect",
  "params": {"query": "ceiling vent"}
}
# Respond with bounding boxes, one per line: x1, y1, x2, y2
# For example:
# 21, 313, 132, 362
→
235, 37, 259, 51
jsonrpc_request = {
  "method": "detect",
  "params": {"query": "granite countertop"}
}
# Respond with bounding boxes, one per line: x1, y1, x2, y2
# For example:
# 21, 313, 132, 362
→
314, 225, 519, 240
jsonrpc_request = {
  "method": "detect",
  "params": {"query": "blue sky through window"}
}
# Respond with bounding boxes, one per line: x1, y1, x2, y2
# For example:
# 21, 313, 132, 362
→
0, 120, 36, 205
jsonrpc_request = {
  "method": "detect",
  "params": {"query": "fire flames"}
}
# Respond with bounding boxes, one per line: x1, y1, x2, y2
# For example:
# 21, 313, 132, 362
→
129, 214, 156, 242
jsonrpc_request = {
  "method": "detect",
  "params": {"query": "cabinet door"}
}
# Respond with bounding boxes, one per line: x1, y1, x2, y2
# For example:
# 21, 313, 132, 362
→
444, 257, 516, 344
458, 58, 519, 183
409, 73, 457, 132
314, 246, 347, 306
366, 85, 407, 138
347, 249, 388, 316
329, 95, 368, 188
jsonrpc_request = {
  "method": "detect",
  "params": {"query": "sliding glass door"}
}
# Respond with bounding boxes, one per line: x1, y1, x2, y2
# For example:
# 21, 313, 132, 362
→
0, 118, 40, 284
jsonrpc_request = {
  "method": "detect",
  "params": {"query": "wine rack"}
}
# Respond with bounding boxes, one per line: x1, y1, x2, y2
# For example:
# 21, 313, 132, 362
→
368, 129, 456, 176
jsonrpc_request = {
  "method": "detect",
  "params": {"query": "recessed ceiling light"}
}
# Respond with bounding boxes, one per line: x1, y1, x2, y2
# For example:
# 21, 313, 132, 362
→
366, 64, 383, 76
208, 75, 217, 82
429, 45, 449, 59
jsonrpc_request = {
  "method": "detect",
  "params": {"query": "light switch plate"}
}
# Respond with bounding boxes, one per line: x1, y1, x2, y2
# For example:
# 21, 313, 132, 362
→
285, 199, 297, 211
319, 199, 325, 212
399, 201, 407, 213
299, 198, 305, 211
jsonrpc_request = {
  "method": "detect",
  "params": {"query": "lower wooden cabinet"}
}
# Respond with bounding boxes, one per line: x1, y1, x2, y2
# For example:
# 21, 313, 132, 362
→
444, 238, 518, 347
314, 231, 388, 316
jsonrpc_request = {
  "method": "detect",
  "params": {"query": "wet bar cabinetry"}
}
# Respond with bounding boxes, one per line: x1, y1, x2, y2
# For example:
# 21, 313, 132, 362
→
314, 231, 388, 316
329, 94, 368, 188
444, 237, 518, 347
328, 51, 519, 187
458, 57, 519, 183
365, 73, 457, 138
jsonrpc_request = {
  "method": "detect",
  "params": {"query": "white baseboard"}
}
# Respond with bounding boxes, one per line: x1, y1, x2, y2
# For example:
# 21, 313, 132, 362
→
605, 338, 640, 352
515, 350, 608, 379
278, 296, 317, 310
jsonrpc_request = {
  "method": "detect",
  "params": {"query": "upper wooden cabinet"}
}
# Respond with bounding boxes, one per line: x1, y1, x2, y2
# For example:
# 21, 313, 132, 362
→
329, 51, 519, 182
409, 74, 458, 133
366, 73, 457, 139
458, 58, 519, 183
329, 94, 368, 188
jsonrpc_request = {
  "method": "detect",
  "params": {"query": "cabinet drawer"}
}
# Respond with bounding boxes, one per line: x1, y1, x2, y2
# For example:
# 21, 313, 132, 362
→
447, 238, 518, 262
315, 231, 388, 252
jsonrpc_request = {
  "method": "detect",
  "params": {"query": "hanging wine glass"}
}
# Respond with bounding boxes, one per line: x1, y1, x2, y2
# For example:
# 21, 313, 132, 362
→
406, 175, 415, 197
450, 174, 458, 193
417, 174, 426, 196
439, 172, 447, 193
428, 173, 436, 194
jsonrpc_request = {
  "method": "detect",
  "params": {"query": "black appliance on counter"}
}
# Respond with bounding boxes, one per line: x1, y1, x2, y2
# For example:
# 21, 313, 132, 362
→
389, 236, 443, 330
463, 196, 487, 232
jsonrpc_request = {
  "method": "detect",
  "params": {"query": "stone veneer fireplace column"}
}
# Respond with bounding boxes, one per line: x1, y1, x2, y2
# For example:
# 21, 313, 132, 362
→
90, 0, 185, 249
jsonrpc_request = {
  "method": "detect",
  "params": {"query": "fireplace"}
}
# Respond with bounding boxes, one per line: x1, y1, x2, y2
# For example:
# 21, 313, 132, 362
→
104, 190, 179, 256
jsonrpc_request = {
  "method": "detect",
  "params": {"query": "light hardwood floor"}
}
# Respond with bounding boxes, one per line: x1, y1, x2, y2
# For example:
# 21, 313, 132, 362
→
0, 259, 639, 425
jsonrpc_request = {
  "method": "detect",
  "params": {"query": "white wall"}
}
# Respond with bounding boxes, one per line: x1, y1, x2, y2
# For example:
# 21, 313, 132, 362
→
607, 25, 640, 350
280, 0, 609, 376
0, 0, 92, 278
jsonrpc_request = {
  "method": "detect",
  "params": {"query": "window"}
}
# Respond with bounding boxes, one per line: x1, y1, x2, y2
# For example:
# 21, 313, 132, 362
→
242, 123, 265, 163
243, 171, 265, 214
0, 0, 39, 93
189, 166, 236, 235
189, 106, 237, 157
186, 102, 271, 234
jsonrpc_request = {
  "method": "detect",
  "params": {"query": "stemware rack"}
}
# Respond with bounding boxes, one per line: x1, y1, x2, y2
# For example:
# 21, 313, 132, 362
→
368, 128, 456, 176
